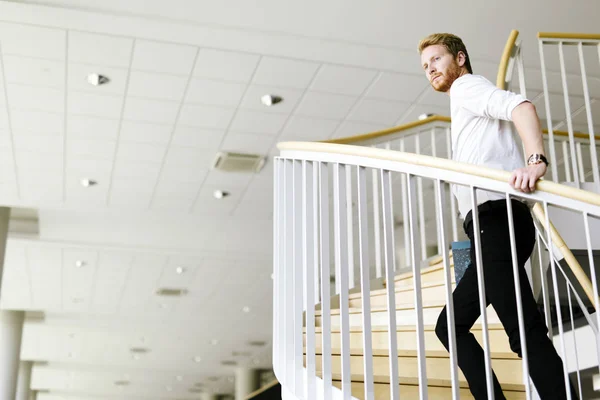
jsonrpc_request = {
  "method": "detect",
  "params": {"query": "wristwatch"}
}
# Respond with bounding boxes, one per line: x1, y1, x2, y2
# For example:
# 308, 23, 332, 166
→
527, 153, 549, 167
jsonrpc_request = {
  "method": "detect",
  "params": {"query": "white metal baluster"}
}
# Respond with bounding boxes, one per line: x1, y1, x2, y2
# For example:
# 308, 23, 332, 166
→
578, 42, 600, 188
542, 201, 572, 400
346, 166, 356, 289
536, 229, 554, 338
435, 179, 459, 399
319, 162, 333, 400
538, 40, 559, 181
516, 46, 527, 98
562, 141, 572, 182
566, 288, 583, 399
293, 160, 304, 397
400, 138, 411, 267
470, 187, 495, 399
303, 161, 317, 399
372, 168, 383, 279
357, 166, 375, 400
333, 163, 351, 399
583, 212, 600, 376
273, 158, 281, 375
576, 142, 585, 183
431, 128, 442, 255
381, 169, 400, 400
558, 41, 580, 187
445, 127, 459, 241
415, 135, 427, 260
407, 173, 428, 399
284, 159, 295, 387
505, 196, 532, 400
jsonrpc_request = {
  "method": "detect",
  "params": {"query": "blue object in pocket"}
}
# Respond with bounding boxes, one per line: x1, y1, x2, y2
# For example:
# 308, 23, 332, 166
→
451, 240, 471, 285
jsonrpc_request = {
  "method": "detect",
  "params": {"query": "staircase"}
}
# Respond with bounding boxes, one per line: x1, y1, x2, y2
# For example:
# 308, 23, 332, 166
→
273, 30, 600, 400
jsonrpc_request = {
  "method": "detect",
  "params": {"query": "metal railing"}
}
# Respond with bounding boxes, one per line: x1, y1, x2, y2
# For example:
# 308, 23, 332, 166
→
273, 141, 600, 400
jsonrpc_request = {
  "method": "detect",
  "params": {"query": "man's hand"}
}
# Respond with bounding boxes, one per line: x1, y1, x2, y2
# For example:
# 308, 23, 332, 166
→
509, 163, 547, 193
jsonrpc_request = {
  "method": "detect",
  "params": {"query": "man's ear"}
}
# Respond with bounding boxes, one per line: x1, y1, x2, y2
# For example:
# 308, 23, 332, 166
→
456, 51, 466, 67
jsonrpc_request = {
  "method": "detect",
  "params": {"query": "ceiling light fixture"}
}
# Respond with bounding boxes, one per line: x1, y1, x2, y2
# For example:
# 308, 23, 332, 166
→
166, 386, 173, 392
209, 339, 219, 346
87, 73, 110, 86
81, 178, 98, 187
418, 113, 435, 121
75, 260, 85, 268
193, 356, 202, 363
176, 375, 183, 382
114, 380, 130, 387
260, 94, 283, 107
242, 306, 251, 313
213, 190, 230, 199
175, 266, 186, 274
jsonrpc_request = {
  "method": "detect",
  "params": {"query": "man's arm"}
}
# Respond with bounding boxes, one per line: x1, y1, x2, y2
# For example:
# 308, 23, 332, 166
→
509, 101, 547, 193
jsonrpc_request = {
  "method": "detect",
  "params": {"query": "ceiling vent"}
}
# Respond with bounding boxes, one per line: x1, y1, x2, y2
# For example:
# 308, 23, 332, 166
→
212, 152, 266, 173
156, 288, 188, 297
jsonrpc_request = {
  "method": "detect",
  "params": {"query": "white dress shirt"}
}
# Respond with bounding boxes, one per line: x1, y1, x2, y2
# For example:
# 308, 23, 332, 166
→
449, 74, 529, 218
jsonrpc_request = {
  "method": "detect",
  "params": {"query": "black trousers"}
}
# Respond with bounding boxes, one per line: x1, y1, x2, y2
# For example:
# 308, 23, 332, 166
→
435, 199, 573, 399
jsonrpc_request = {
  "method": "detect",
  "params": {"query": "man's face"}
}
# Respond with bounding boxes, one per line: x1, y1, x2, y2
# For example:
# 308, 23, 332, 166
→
420, 44, 462, 93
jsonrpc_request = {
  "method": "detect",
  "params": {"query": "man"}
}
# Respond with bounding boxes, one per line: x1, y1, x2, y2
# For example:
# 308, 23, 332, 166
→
418, 33, 572, 399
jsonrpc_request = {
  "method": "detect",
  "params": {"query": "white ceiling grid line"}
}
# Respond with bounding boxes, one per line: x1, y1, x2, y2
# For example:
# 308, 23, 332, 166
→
61, 31, 69, 203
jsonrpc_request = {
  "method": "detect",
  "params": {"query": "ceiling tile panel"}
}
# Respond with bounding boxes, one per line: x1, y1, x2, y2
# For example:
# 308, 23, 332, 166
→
132, 40, 197, 76
159, 164, 208, 185
67, 138, 116, 160
185, 78, 246, 107
203, 169, 253, 189
68, 92, 124, 119
193, 48, 260, 82
119, 121, 173, 145
27, 245, 63, 310
220, 132, 273, 154
0, 23, 66, 60
122, 97, 180, 124
127, 71, 189, 102
3, 55, 64, 88
115, 142, 166, 164
163, 146, 215, 170
13, 134, 63, 154
346, 98, 411, 125
67, 115, 120, 140
331, 121, 388, 139
108, 179, 155, 209
112, 160, 162, 181
178, 104, 236, 129
295, 92, 356, 119
119, 254, 168, 311
7, 84, 64, 113
171, 126, 226, 149
228, 110, 287, 135
90, 252, 133, 312
279, 115, 340, 141
68, 32, 134, 68
310, 65, 378, 96
364, 72, 429, 102
252, 57, 319, 89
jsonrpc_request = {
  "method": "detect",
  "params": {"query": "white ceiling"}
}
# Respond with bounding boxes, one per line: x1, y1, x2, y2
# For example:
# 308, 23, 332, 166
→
0, 0, 599, 398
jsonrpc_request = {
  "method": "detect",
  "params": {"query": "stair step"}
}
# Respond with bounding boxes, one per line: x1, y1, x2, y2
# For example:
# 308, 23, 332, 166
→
315, 353, 525, 391
332, 380, 526, 400
391, 261, 455, 289
306, 324, 515, 359
349, 280, 456, 309
314, 301, 500, 328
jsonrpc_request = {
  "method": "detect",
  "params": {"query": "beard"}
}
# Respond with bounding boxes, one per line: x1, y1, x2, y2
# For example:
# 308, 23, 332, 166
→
431, 62, 462, 92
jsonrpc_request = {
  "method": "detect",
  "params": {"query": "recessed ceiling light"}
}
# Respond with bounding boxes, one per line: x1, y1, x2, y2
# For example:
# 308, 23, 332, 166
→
418, 113, 435, 121
193, 356, 202, 363
75, 260, 85, 268
221, 360, 237, 366
156, 288, 188, 297
132, 354, 140, 360
242, 306, 251, 313
81, 178, 98, 187
175, 375, 183, 382
166, 386, 173, 392
209, 339, 219, 346
247, 340, 267, 347
159, 303, 168, 309
260, 94, 283, 107
114, 380, 130, 387
213, 190, 230, 199
175, 266, 185, 274
87, 73, 110, 86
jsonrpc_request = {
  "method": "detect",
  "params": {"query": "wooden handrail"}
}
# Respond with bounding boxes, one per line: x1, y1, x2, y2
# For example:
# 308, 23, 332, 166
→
538, 32, 600, 41
496, 30, 520, 90
243, 380, 279, 400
